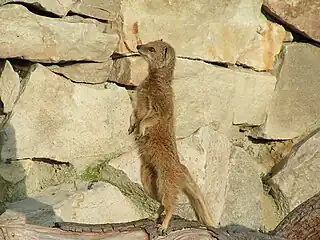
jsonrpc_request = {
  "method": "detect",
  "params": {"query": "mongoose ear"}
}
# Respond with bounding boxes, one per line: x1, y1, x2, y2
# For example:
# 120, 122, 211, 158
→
160, 39, 163, 41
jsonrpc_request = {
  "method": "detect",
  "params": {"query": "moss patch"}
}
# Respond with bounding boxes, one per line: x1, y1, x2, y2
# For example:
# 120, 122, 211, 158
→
80, 165, 103, 182
100, 164, 158, 215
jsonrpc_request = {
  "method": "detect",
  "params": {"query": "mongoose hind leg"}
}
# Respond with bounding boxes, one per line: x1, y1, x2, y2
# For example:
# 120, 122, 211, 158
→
140, 164, 165, 221
141, 164, 158, 199
157, 192, 177, 235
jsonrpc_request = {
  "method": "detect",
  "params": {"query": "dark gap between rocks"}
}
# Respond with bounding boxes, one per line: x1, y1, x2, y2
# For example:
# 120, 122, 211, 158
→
235, 62, 269, 73
32, 158, 70, 166
268, 127, 320, 178
110, 52, 140, 60
106, 81, 137, 91
261, 5, 320, 47
8, 58, 35, 79
5, 2, 60, 18
66, 11, 110, 24
247, 136, 285, 144
6, 157, 70, 166
6, 57, 100, 67
0, 60, 5, 78
0, 99, 4, 115
50, 70, 109, 86
42, 60, 100, 67
177, 56, 229, 68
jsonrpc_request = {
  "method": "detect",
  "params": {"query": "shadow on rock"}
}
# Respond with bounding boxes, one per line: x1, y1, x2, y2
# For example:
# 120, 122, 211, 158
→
0, 122, 62, 226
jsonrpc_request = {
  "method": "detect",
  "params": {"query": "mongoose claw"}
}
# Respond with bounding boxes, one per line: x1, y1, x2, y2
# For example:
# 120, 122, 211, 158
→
134, 135, 140, 140
135, 134, 142, 141
157, 225, 168, 236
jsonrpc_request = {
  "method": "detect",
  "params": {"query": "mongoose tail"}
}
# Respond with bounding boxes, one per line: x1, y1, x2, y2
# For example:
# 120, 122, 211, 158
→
182, 166, 214, 227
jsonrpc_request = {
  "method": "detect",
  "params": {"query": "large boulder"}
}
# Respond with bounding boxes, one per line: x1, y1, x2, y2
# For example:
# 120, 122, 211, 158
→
0, 181, 145, 226
49, 61, 114, 84
0, 0, 76, 17
120, 0, 285, 70
0, 4, 118, 62
263, 0, 320, 42
109, 56, 148, 87
251, 43, 320, 140
269, 128, 320, 213
0, 64, 134, 173
110, 125, 265, 229
71, 0, 121, 21
0, 0, 121, 20
219, 146, 263, 230
173, 59, 277, 138
0, 60, 20, 114
0, 159, 75, 202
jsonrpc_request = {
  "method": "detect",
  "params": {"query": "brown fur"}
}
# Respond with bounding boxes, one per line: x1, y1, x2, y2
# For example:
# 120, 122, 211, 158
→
128, 40, 214, 233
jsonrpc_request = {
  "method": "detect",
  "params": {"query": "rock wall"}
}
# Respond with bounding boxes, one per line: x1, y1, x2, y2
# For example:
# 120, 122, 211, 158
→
0, 0, 319, 233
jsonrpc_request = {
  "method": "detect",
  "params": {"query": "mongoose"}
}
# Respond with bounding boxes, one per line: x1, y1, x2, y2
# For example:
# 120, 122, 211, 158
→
128, 40, 214, 233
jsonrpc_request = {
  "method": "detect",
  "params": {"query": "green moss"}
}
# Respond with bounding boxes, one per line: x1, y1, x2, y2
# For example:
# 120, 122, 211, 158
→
100, 164, 158, 215
79, 157, 158, 215
80, 165, 103, 181
103, 151, 124, 164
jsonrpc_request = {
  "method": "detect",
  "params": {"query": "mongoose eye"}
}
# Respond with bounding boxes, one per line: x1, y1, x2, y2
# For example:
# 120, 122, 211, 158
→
148, 47, 155, 52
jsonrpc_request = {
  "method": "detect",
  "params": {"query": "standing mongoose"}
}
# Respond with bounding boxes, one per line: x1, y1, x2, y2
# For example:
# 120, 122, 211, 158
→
128, 39, 214, 233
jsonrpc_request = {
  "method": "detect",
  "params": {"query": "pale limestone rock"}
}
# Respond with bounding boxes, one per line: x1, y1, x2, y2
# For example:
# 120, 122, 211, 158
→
0, 0, 77, 17
111, 125, 232, 227
263, 0, 320, 42
109, 56, 148, 86
0, 0, 121, 20
0, 159, 74, 202
0, 4, 118, 62
269, 128, 320, 212
49, 61, 113, 84
0, 60, 20, 113
109, 148, 141, 184
0, 182, 144, 226
173, 59, 277, 138
237, 21, 285, 70
71, 0, 121, 21
176, 126, 232, 226
219, 146, 263, 230
120, 0, 285, 70
111, 126, 265, 229
232, 69, 276, 126
0, 64, 134, 173
252, 43, 320, 139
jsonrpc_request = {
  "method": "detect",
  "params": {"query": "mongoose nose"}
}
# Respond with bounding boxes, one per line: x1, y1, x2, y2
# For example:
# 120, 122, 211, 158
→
137, 45, 142, 50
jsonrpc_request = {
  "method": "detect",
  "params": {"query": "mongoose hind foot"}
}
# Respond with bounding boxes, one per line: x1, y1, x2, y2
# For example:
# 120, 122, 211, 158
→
157, 225, 168, 236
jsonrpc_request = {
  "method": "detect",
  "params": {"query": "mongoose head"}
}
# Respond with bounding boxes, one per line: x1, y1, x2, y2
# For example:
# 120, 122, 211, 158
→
137, 40, 176, 69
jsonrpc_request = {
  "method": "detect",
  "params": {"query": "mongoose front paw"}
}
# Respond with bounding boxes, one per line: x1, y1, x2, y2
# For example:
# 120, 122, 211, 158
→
128, 124, 136, 135
135, 134, 143, 141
